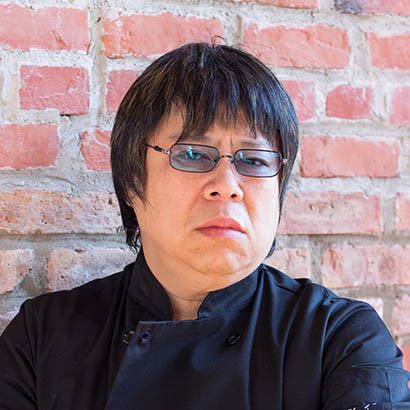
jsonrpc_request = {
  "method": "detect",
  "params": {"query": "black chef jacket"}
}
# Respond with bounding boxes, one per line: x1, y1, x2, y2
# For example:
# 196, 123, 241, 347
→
1, 248, 409, 410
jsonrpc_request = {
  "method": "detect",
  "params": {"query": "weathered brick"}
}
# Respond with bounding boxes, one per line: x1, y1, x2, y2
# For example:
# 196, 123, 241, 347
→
0, 190, 121, 234
80, 129, 111, 171
326, 85, 373, 119
389, 87, 410, 124
0, 5, 89, 51
282, 80, 316, 122
20, 66, 89, 115
396, 194, 410, 233
237, 0, 318, 6
46, 248, 136, 291
0, 124, 60, 170
392, 295, 410, 336
335, 0, 410, 17
301, 136, 399, 178
369, 33, 410, 70
264, 248, 312, 278
103, 13, 223, 58
243, 24, 350, 69
106, 70, 138, 112
321, 245, 410, 288
278, 192, 382, 235
0, 250, 33, 293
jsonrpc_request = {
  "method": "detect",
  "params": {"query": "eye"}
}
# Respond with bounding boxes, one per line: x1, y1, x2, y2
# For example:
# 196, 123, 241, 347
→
237, 152, 271, 167
183, 148, 203, 160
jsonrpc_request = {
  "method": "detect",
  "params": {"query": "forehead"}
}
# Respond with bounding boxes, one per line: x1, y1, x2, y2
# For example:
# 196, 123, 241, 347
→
152, 107, 276, 149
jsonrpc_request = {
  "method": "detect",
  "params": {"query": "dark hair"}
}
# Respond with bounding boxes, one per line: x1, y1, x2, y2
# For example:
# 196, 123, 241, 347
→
110, 42, 299, 259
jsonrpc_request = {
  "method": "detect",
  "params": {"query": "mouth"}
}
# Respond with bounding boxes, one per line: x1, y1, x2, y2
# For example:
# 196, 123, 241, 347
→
196, 217, 246, 239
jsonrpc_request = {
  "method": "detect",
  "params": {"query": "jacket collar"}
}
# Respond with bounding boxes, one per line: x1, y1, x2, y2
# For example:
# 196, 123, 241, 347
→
128, 248, 260, 320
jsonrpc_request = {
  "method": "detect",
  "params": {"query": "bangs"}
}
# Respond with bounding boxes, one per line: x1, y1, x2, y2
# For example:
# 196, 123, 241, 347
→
133, 43, 296, 148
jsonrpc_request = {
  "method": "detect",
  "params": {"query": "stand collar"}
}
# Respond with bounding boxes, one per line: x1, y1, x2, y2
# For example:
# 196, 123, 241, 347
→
128, 248, 260, 320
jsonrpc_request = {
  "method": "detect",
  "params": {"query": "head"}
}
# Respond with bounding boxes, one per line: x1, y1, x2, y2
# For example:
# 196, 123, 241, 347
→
110, 42, 298, 273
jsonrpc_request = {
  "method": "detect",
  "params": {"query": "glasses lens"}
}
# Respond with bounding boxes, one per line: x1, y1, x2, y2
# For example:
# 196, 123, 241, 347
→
170, 144, 218, 172
235, 150, 281, 177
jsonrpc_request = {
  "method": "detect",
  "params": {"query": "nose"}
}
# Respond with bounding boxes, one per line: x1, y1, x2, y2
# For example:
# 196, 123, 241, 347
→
203, 156, 244, 201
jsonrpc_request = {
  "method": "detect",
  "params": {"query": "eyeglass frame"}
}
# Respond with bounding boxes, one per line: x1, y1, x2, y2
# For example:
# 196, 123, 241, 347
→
145, 142, 288, 178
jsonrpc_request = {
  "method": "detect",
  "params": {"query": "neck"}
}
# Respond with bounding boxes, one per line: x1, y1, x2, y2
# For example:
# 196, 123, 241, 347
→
141, 245, 255, 321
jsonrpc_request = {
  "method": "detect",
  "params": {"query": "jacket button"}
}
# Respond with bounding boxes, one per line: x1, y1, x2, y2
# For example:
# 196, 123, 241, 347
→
225, 333, 241, 346
137, 330, 152, 345
121, 330, 135, 345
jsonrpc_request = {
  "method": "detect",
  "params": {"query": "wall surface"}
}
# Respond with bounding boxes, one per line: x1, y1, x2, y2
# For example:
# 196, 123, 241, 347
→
0, 0, 409, 368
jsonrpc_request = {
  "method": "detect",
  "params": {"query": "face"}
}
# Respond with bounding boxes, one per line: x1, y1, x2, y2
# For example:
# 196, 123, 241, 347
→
129, 108, 280, 277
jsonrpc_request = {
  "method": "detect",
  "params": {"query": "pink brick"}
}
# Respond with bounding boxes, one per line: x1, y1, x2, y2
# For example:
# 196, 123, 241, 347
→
0, 250, 33, 293
321, 245, 410, 288
106, 70, 138, 112
278, 192, 382, 235
396, 194, 410, 233
80, 129, 111, 171
369, 33, 410, 70
0, 5, 89, 51
301, 136, 399, 178
282, 80, 316, 121
392, 295, 410, 336
46, 248, 136, 291
103, 12, 223, 58
403, 346, 410, 371
20, 66, 89, 115
0, 190, 121, 234
336, 0, 410, 17
0, 124, 60, 170
390, 87, 410, 124
264, 248, 312, 278
326, 85, 373, 119
243, 24, 350, 69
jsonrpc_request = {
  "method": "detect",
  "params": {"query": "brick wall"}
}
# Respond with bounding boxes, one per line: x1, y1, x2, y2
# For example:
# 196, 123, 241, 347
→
0, 0, 409, 368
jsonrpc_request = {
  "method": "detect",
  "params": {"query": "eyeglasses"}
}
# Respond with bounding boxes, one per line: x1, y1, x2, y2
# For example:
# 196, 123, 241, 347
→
145, 143, 288, 178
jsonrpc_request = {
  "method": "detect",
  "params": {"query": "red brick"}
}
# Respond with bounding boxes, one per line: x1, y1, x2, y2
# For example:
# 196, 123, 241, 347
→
239, 0, 317, 7
0, 5, 89, 52
392, 295, 410, 336
326, 85, 373, 119
243, 24, 350, 69
389, 87, 410, 124
282, 80, 316, 121
102, 13, 223, 58
321, 245, 410, 288
396, 194, 410, 233
369, 33, 410, 70
335, 0, 410, 17
20, 66, 89, 115
402, 346, 410, 371
106, 70, 138, 112
80, 129, 111, 171
0, 124, 60, 170
0, 250, 33, 293
264, 248, 312, 278
0, 190, 121, 234
46, 248, 136, 291
300, 136, 399, 178
278, 192, 382, 235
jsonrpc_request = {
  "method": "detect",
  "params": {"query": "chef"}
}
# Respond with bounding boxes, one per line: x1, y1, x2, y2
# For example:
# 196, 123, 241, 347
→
1, 42, 409, 409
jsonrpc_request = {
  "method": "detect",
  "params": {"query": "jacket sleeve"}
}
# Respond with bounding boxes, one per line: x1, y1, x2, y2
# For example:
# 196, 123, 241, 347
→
0, 299, 37, 409
321, 299, 410, 410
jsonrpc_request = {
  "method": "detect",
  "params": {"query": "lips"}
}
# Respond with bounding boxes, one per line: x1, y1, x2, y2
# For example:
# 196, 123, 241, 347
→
197, 217, 245, 233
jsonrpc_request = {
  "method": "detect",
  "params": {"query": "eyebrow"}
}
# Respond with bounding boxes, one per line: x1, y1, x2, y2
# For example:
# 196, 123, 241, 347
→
175, 134, 274, 149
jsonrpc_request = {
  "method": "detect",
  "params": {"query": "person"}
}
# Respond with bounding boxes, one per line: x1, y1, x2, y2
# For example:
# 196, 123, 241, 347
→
0, 42, 409, 410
